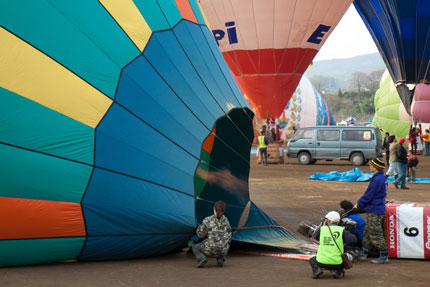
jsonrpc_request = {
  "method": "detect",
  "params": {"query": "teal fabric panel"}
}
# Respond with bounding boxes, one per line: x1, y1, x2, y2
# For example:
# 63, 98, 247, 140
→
0, 87, 94, 164
188, 0, 206, 24
157, 0, 182, 27
0, 0, 140, 99
0, 144, 92, 203
0, 237, 85, 267
133, 0, 170, 31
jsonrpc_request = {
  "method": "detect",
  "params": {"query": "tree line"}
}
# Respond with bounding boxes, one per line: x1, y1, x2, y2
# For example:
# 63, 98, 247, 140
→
310, 69, 385, 122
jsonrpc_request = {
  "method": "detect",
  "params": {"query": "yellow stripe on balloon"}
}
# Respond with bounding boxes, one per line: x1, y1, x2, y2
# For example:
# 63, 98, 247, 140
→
0, 27, 112, 128
197, 0, 212, 31
99, 0, 152, 52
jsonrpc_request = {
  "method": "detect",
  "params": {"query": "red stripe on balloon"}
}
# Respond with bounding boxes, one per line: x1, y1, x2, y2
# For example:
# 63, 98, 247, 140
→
223, 48, 318, 75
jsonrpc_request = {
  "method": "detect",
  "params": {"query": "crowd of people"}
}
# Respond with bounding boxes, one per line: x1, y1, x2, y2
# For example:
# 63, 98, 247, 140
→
189, 124, 429, 279
310, 158, 388, 279
383, 124, 429, 189
190, 157, 391, 280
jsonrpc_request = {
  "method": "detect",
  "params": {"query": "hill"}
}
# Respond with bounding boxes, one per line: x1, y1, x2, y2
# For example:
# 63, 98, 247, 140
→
304, 53, 385, 91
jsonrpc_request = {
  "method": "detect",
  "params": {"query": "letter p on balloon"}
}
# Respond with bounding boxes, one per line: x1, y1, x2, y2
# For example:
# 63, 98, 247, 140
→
307, 24, 331, 44
212, 21, 238, 45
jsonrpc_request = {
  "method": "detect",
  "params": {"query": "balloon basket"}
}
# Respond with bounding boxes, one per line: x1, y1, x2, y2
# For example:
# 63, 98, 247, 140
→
257, 143, 284, 164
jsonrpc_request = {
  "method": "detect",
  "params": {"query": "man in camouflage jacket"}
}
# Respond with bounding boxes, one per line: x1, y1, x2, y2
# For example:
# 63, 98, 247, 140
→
192, 201, 232, 268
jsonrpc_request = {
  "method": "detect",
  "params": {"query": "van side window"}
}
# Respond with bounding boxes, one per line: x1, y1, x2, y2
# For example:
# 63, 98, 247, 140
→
294, 129, 313, 140
317, 130, 339, 141
342, 130, 373, 141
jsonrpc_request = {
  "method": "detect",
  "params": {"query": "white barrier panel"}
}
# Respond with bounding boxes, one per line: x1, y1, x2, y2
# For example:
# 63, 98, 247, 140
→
386, 202, 430, 259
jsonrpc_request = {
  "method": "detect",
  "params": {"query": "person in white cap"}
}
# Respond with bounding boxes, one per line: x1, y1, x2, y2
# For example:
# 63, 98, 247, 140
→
309, 211, 357, 279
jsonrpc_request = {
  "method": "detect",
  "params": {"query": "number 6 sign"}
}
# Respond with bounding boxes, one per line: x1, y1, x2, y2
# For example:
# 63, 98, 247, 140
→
386, 202, 430, 259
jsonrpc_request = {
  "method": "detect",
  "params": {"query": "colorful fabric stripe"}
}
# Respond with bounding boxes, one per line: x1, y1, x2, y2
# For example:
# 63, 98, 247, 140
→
190, 0, 207, 25
0, 87, 94, 164
0, 197, 85, 240
0, 237, 85, 267
0, 0, 140, 99
174, 0, 198, 23
0, 28, 112, 128
202, 129, 216, 154
99, 0, 152, 52
0, 144, 91, 203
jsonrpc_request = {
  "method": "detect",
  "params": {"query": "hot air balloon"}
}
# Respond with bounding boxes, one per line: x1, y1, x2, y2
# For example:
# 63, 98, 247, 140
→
200, 0, 353, 119
412, 85, 430, 124
279, 76, 336, 141
372, 70, 411, 138
0, 0, 306, 267
354, 0, 430, 114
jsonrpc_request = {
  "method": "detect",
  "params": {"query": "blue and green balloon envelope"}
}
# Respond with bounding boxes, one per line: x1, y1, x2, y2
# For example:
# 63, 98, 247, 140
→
0, 0, 305, 267
354, 0, 430, 114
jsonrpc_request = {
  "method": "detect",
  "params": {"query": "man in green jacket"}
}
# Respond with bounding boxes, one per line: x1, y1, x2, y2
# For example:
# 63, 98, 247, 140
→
310, 211, 357, 279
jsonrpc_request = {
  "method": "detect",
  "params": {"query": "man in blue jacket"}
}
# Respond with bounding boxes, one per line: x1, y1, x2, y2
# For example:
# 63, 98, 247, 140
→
355, 158, 388, 264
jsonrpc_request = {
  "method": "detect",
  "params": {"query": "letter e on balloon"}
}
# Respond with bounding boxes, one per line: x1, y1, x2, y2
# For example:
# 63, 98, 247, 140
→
307, 24, 331, 44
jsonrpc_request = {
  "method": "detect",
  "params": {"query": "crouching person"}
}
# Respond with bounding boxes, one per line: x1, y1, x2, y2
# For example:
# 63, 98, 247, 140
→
310, 211, 357, 279
192, 201, 232, 268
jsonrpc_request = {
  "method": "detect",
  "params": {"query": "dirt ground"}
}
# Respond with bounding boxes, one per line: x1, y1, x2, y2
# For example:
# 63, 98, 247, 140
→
1, 152, 430, 286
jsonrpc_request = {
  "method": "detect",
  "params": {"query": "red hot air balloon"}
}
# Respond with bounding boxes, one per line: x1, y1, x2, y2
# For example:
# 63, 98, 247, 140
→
200, 0, 353, 118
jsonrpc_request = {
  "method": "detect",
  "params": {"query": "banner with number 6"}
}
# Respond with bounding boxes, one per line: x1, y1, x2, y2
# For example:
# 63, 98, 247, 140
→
386, 202, 430, 259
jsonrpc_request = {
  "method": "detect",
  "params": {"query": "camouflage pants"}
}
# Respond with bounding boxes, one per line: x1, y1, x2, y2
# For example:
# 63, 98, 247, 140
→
362, 213, 387, 251
192, 242, 227, 258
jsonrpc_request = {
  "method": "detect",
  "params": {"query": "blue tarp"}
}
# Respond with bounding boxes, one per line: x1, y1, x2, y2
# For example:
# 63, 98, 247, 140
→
310, 168, 430, 183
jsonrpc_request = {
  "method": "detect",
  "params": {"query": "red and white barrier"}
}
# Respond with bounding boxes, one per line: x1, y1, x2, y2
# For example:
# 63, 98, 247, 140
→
386, 202, 430, 259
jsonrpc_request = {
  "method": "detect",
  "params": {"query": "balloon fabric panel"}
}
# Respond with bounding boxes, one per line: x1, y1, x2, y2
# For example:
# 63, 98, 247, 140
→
98, 0, 152, 52
0, 0, 141, 99
354, 0, 430, 114
95, 103, 198, 194
1, 0, 308, 267
78, 234, 190, 261
412, 84, 430, 123
0, 28, 113, 128
0, 238, 85, 267
372, 70, 410, 138
174, 22, 244, 111
0, 197, 85, 240
0, 145, 91, 203
234, 202, 307, 249
0, 88, 94, 165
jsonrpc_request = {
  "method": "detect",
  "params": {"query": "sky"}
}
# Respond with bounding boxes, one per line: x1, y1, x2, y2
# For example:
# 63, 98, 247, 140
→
313, 4, 379, 62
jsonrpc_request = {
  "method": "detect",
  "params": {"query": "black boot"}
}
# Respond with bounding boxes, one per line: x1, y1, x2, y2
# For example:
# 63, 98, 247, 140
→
330, 269, 345, 279
216, 256, 225, 267
309, 257, 323, 279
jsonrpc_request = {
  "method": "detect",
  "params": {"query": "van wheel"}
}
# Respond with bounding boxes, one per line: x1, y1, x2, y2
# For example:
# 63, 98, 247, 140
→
350, 152, 364, 166
298, 152, 311, 165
